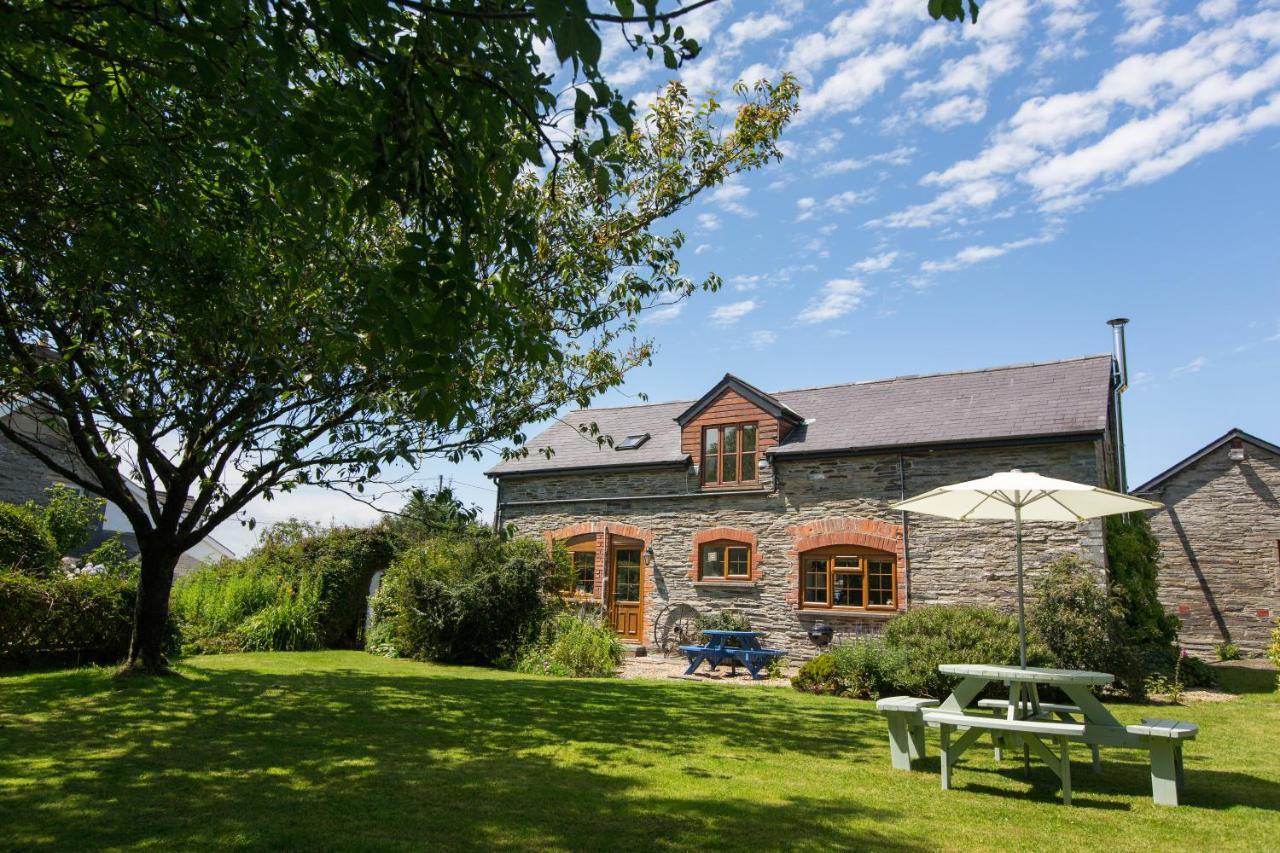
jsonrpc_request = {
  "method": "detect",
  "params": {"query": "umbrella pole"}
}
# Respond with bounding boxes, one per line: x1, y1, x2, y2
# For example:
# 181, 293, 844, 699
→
1015, 504, 1026, 668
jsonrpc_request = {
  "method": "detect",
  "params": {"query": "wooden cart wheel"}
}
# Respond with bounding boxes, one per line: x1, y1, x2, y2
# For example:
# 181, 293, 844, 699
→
652, 603, 700, 657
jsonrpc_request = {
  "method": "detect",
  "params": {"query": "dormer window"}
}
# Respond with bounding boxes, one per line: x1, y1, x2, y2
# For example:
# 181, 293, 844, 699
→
702, 423, 757, 485
615, 433, 650, 451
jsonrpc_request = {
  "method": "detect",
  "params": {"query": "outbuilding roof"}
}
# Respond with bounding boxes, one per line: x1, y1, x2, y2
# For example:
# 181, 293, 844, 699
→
487, 354, 1115, 477
1133, 428, 1280, 494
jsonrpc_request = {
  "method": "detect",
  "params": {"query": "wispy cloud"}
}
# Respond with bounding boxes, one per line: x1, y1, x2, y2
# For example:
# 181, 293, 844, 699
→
645, 302, 685, 323
750, 329, 777, 348
1171, 355, 1207, 377
797, 278, 867, 323
711, 300, 758, 325
696, 212, 721, 231
848, 250, 900, 273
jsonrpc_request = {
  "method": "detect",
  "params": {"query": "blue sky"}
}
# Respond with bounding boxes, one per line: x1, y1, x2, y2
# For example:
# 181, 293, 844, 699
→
214, 0, 1280, 554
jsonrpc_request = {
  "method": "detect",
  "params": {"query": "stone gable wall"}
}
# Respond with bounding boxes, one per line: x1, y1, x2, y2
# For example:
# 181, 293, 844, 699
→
499, 440, 1107, 658
1141, 441, 1280, 657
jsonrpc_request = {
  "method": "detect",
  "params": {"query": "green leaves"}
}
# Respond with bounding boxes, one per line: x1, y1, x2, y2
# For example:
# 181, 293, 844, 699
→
928, 0, 980, 23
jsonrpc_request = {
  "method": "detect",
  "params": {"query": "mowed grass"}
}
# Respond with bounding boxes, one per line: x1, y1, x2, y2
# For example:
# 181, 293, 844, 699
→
0, 653, 1277, 852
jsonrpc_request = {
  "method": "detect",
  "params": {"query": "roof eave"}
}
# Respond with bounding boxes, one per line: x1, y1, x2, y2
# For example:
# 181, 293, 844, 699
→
1133, 427, 1280, 493
487, 456, 691, 480
767, 429, 1107, 461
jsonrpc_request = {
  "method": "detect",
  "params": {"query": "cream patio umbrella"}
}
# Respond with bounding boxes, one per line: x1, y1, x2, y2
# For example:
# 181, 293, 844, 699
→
890, 469, 1163, 668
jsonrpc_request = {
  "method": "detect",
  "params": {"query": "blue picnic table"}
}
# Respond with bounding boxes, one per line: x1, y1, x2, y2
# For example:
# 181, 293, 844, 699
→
679, 629, 785, 679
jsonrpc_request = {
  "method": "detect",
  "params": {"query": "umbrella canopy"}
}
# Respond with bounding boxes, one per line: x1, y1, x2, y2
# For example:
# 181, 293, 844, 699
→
891, 469, 1163, 667
893, 469, 1164, 522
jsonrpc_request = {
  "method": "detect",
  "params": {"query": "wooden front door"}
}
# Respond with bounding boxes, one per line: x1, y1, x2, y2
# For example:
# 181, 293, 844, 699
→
608, 546, 644, 642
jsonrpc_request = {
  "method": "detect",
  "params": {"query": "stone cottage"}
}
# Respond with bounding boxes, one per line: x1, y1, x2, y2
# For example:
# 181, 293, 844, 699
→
1135, 428, 1279, 657
488, 355, 1122, 657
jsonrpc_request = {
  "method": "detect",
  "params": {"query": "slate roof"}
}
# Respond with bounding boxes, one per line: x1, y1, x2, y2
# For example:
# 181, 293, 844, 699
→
487, 354, 1115, 477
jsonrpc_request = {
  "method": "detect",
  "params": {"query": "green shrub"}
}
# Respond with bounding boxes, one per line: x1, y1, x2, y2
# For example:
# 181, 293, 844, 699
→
236, 598, 321, 652
828, 639, 905, 699
1031, 555, 1131, 676
790, 640, 904, 698
0, 503, 60, 576
695, 609, 751, 634
882, 605, 1030, 699
791, 653, 841, 695
371, 536, 551, 666
1269, 627, 1280, 669
0, 570, 148, 667
515, 610, 624, 677
28, 484, 105, 554
171, 522, 396, 654
80, 536, 138, 579
1215, 641, 1242, 662
1106, 514, 1178, 648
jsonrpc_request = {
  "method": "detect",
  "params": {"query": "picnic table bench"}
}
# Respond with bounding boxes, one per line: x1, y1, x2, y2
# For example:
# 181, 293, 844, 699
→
679, 630, 784, 679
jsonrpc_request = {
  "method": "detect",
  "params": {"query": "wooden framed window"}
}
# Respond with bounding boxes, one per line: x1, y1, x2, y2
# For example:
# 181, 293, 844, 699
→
564, 536, 596, 597
701, 423, 758, 486
699, 542, 752, 581
799, 547, 896, 611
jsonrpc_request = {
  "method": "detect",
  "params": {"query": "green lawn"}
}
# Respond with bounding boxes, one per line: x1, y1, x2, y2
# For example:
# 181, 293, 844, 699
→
1, 653, 1277, 851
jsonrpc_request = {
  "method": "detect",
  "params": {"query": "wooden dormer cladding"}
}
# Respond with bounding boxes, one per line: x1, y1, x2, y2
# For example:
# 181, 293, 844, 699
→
676, 375, 805, 487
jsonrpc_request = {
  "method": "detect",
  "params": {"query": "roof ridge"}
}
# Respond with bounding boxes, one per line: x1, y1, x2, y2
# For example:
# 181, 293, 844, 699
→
558, 353, 1111, 417
562, 397, 695, 416
771, 353, 1113, 396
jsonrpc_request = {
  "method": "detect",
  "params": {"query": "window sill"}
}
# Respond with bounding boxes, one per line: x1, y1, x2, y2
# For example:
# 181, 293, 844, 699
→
693, 581, 759, 590
793, 608, 899, 620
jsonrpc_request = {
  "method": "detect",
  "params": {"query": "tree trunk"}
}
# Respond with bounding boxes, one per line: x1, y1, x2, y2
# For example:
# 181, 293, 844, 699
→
124, 538, 180, 674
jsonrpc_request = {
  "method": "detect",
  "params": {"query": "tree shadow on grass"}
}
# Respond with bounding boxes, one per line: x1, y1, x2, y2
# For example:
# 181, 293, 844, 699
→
0, 659, 922, 851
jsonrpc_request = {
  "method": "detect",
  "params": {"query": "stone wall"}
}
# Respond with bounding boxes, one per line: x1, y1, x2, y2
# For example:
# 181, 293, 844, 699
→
1141, 441, 1280, 657
499, 439, 1107, 658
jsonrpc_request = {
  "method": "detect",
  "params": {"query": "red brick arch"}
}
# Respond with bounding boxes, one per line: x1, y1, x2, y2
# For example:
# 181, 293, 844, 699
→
784, 517, 906, 609
542, 521, 655, 609
689, 526, 762, 580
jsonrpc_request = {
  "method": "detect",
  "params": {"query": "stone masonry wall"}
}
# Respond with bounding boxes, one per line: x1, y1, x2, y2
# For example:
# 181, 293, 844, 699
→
1141, 442, 1280, 657
499, 440, 1106, 659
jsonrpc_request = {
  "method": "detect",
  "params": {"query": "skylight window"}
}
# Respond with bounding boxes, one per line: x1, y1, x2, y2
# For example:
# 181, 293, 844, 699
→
615, 433, 650, 451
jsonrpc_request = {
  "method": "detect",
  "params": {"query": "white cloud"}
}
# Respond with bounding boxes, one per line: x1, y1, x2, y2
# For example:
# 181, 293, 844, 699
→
731, 274, 761, 291
884, 11, 1280, 227
803, 28, 950, 121
818, 146, 914, 175
696, 212, 721, 231
848, 251, 900, 273
711, 300, 758, 325
919, 232, 1055, 273
645, 302, 685, 323
923, 95, 989, 128
797, 278, 867, 323
1171, 355, 1207, 376
694, 243, 712, 255
728, 12, 792, 48
750, 330, 777, 348
1198, 0, 1237, 22
707, 177, 754, 216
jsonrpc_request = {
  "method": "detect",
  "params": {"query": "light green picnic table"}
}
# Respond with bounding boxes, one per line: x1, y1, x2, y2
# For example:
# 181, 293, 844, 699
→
899, 663, 1196, 806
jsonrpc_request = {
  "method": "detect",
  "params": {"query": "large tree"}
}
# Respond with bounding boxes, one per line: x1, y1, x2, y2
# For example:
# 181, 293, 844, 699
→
0, 1, 973, 672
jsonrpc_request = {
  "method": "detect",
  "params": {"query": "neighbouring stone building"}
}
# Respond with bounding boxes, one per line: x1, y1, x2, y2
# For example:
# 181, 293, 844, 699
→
488, 355, 1121, 657
1135, 429, 1280, 658
0, 400, 234, 573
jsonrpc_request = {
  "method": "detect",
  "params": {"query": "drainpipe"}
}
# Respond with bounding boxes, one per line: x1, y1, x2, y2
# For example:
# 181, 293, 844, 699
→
899, 452, 912, 607
1107, 317, 1130, 492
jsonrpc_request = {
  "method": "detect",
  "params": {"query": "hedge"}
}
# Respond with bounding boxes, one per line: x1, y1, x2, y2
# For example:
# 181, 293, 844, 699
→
0, 570, 140, 668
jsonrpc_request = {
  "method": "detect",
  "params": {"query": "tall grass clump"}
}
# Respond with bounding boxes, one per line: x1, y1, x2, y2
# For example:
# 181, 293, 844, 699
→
515, 610, 624, 677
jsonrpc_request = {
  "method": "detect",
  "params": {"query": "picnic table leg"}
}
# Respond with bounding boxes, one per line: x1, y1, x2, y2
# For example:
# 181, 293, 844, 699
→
939, 723, 952, 790
1058, 736, 1072, 806
1149, 740, 1182, 806
886, 715, 915, 771
683, 651, 702, 676
1091, 744, 1102, 774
